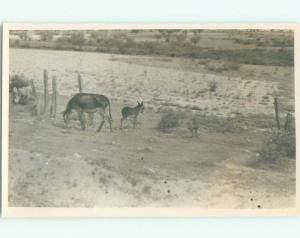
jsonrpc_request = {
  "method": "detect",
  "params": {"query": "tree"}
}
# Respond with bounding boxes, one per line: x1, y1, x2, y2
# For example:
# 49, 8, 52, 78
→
40, 31, 54, 41
70, 32, 85, 47
154, 33, 162, 40
176, 32, 187, 43
190, 34, 201, 45
18, 30, 29, 40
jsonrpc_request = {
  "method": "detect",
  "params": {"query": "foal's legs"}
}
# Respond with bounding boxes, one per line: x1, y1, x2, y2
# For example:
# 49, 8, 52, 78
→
63, 111, 69, 126
133, 116, 137, 129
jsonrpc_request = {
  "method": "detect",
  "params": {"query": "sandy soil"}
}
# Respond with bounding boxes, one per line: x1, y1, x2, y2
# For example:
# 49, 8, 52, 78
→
9, 100, 295, 208
8, 49, 295, 208
10, 49, 282, 116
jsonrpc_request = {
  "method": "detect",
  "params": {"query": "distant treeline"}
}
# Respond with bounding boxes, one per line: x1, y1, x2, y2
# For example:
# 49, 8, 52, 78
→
10, 30, 294, 67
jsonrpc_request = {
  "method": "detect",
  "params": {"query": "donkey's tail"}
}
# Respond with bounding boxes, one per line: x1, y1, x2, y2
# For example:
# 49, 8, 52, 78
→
108, 101, 112, 121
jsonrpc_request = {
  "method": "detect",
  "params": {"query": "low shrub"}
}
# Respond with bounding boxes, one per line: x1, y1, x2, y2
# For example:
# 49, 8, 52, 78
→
206, 61, 240, 73
223, 62, 240, 71
204, 116, 244, 133
195, 113, 246, 133
208, 81, 217, 92
259, 130, 296, 161
157, 109, 185, 132
184, 114, 245, 134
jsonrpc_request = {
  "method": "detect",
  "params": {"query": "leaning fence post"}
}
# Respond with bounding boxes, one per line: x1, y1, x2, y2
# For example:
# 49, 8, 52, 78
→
43, 69, 49, 113
78, 73, 83, 93
50, 76, 57, 117
274, 97, 280, 130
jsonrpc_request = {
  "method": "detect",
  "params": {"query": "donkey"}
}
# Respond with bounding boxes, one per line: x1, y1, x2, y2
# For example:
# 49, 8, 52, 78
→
63, 93, 112, 132
120, 101, 144, 129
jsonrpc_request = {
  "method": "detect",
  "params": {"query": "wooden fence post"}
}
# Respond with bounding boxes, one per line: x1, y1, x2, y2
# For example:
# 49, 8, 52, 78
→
30, 79, 39, 116
43, 69, 49, 113
50, 76, 57, 117
274, 97, 280, 130
284, 111, 292, 131
30, 80, 37, 98
78, 73, 83, 93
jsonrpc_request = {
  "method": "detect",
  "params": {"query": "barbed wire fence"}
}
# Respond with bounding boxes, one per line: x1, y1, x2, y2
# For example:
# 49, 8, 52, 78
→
273, 96, 295, 132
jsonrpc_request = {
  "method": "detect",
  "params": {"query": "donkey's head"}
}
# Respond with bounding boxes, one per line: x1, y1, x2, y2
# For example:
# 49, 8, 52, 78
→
137, 100, 144, 113
62, 109, 71, 125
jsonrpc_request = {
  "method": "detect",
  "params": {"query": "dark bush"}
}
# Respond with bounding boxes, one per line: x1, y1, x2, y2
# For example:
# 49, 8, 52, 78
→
208, 81, 217, 92
157, 110, 184, 132
259, 130, 296, 161
194, 114, 245, 134
223, 62, 240, 71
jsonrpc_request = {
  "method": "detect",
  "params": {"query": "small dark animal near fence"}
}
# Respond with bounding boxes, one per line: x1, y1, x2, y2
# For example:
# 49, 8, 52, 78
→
63, 93, 112, 132
187, 116, 200, 138
284, 111, 294, 131
120, 101, 144, 129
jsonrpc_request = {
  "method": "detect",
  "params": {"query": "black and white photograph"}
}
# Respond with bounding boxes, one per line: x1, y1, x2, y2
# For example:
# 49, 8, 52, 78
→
1, 24, 299, 217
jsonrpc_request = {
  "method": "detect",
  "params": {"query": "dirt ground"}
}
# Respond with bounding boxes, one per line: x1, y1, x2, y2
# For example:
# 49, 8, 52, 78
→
9, 99, 295, 208
8, 48, 295, 208
10, 48, 286, 116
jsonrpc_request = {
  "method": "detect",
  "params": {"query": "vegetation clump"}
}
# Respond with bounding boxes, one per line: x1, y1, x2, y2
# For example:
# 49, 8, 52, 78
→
157, 109, 184, 132
259, 130, 296, 161
208, 81, 217, 92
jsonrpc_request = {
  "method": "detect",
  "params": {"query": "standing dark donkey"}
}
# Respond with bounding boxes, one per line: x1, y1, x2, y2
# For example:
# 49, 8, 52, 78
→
63, 93, 112, 132
120, 101, 144, 129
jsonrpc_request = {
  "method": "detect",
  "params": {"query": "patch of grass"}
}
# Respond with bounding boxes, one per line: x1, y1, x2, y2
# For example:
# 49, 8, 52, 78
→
206, 64, 224, 72
234, 38, 253, 45
208, 81, 217, 92
259, 130, 296, 161
234, 36, 293, 48
203, 48, 293, 66
246, 113, 275, 129
187, 114, 245, 134
157, 109, 185, 133
223, 62, 240, 71
206, 62, 240, 72
204, 115, 245, 133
